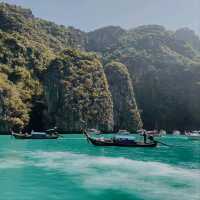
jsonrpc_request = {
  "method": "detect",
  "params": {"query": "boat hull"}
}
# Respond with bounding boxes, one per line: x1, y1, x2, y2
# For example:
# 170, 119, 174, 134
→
89, 139, 157, 147
84, 131, 157, 147
12, 134, 59, 139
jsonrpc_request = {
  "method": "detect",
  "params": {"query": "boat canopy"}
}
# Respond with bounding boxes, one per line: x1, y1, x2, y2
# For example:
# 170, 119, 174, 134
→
31, 131, 46, 135
113, 135, 136, 140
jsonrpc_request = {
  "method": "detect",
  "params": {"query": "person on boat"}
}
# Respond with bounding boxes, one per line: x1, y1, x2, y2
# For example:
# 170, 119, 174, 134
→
25, 131, 31, 136
53, 127, 58, 136
142, 132, 147, 143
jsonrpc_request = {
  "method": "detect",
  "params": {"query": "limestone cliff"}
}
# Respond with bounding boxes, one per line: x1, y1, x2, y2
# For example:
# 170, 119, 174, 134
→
44, 49, 113, 131
104, 62, 142, 132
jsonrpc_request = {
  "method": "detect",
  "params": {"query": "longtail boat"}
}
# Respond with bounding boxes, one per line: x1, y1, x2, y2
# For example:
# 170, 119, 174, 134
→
83, 130, 157, 147
12, 129, 59, 139
185, 131, 200, 140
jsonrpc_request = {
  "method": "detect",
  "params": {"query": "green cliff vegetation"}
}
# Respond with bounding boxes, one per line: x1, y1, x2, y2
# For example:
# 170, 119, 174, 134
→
0, 73, 29, 131
0, 2, 200, 132
45, 49, 113, 131
0, 3, 86, 52
0, 28, 52, 132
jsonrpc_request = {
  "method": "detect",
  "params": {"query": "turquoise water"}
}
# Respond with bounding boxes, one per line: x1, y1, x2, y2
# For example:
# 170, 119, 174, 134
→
0, 135, 199, 200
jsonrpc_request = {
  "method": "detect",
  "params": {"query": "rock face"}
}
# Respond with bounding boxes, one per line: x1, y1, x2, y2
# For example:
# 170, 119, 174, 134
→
86, 26, 126, 52
104, 62, 142, 132
87, 25, 200, 130
44, 49, 113, 131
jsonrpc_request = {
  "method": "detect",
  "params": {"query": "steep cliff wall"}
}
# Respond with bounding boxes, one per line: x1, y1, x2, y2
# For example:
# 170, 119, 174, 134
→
45, 49, 114, 131
104, 62, 142, 132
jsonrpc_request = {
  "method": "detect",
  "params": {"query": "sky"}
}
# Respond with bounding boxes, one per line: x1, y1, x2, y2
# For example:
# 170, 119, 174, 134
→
1, 0, 200, 34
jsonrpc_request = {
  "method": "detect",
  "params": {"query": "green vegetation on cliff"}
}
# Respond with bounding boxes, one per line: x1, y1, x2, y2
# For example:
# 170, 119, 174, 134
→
0, 3, 86, 52
0, 73, 29, 131
45, 49, 113, 131
0, 28, 53, 132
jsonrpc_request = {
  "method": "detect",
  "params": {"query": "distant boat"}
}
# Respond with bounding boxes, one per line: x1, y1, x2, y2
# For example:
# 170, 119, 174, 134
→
185, 131, 200, 140
117, 130, 130, 135
83, 130, 157, 147
172, 130, 181, 135
146, 130, 160, 136
138, 130, 161, 137
12, 129, 59, 139
159, 130, 167, 136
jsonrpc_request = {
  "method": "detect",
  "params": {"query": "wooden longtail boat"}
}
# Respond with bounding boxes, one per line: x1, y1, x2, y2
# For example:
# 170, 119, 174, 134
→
83, 131, 157, 147
12, 130, 59, 139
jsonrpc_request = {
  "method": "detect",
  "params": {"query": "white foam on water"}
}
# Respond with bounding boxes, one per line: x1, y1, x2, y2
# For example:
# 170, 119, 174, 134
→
28, 151, 200, 200
0, 150, 199, 199
0, 158, 25, 169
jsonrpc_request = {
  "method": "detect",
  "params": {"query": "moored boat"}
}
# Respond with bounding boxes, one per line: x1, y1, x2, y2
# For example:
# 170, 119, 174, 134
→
138, 129, 161, 137
83, 130, 157, 147
117, 130, 130, 135
159, 129, 167, 136
146, 130, 160, 137
185, 131, 200, 140
172, 130, 181, 135
12, 129, 59, 139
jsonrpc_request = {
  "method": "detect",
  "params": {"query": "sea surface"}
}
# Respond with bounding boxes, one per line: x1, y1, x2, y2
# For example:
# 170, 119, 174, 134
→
0, 134, 199, 200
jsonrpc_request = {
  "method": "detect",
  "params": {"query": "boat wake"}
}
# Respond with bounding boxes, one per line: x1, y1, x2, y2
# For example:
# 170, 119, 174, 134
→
1, 151, 199, 200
